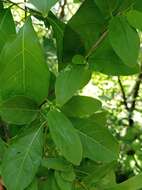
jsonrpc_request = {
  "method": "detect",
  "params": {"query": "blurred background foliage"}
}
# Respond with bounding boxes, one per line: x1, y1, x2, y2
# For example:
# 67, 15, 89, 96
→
1, 0, 142, 184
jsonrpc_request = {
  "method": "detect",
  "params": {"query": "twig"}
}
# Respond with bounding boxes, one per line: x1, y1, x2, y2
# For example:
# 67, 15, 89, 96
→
59, 0, 67, 19
129, 72, 142, 113
24, 0, 27, 20
118, 76, 129, 111
128, 72, 142, 126
85, 30, 108, 59
2, 0, 26, 11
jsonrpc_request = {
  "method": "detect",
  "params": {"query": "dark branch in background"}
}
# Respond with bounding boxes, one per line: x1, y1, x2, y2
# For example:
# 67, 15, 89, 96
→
128, 72, 142, 125
2, 0, 26, 11
130, 72, 142, 112
24, 0, 27, 20
118, 77, 129, 111
118, 68, 142, 127
59, 0, 67, 19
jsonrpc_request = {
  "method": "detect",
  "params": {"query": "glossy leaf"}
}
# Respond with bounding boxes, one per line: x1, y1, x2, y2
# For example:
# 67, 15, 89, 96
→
48, 12, 65, 67
72, 113, 119, 162
42, 157, 71, 171
61, 167, 76, 182
62, 25, 85, 64
89, 37, 139, 76
95, 0, 120, 16
97, 170, 116, 189
0, 8, 16, 53
89, 111, 108, 126
29, 0, 58, 17
72, 55, 86, 65
25, 179, 38, 190
38, 171, 60, 190
84, 162, 115, 186
0, 138, 7, 161
62, 95, 102, 118
0, 17, 50, 104
47, 109, 82, 165
109, 16, 140, 66
127, 10, 142, 31
55, 171, 72, 190
63, 0, 105, 62
2, 124, 44, 190
55, 65, 91, 106
134, 0, 142, 12
0, 95, 39, 125
117, 0, 136, 11
42, 157, 75, 182
105, 172, 142, 190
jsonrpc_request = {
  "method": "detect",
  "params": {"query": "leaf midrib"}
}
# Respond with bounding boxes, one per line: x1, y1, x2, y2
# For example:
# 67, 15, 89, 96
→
14, 124, 42, 190
77, 129, 117, 160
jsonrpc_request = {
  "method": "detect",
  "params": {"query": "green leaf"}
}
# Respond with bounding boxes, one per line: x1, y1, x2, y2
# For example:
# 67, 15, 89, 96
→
117, 0, 136, 11
62, 95, 102, 118
29, 0, 58, 17
84, 162, 115, 186
42, 157, 75, 182
109, 16, 140, 66
134, 0, 142, 12
97, 169, 116, 189
55, 65, 91, 106
25, 179, 38, 190
61, 167, 76, 182
47, 109, 82, 165
72, 55, 86, 65
0, 1, 4, 10
105, 172, 142, 190
72, 113, 119, 163
63, 25, 85, 64
0, 17, 50, 104
47, 12, 65, 68
55, 171, 72, 190
63, 0, 105, 62
95, 0, 120, 17
38, 171, 60, 190
0, 95, 39, 125
2, 123, 44, 190
42, 157, 71, 171
89, 111, 108, 126
126, 10, 142, 31
89, 37, 139, 76
0, 138, 7, 161
0, 8, 16, 52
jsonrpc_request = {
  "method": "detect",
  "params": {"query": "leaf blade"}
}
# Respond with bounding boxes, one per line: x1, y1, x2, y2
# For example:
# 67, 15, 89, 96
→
0, 17, 50, 104
47, 109, 83, 165
55, 66, 91, 106
72, 112, 119, 163
0, 95, 39, 125
127, 10, 142, 31
0, 8, 16, 53
62, 95, 102, 118
2, 123, 44, 190
29, 0, 58, 17
109, 16, 140, 66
